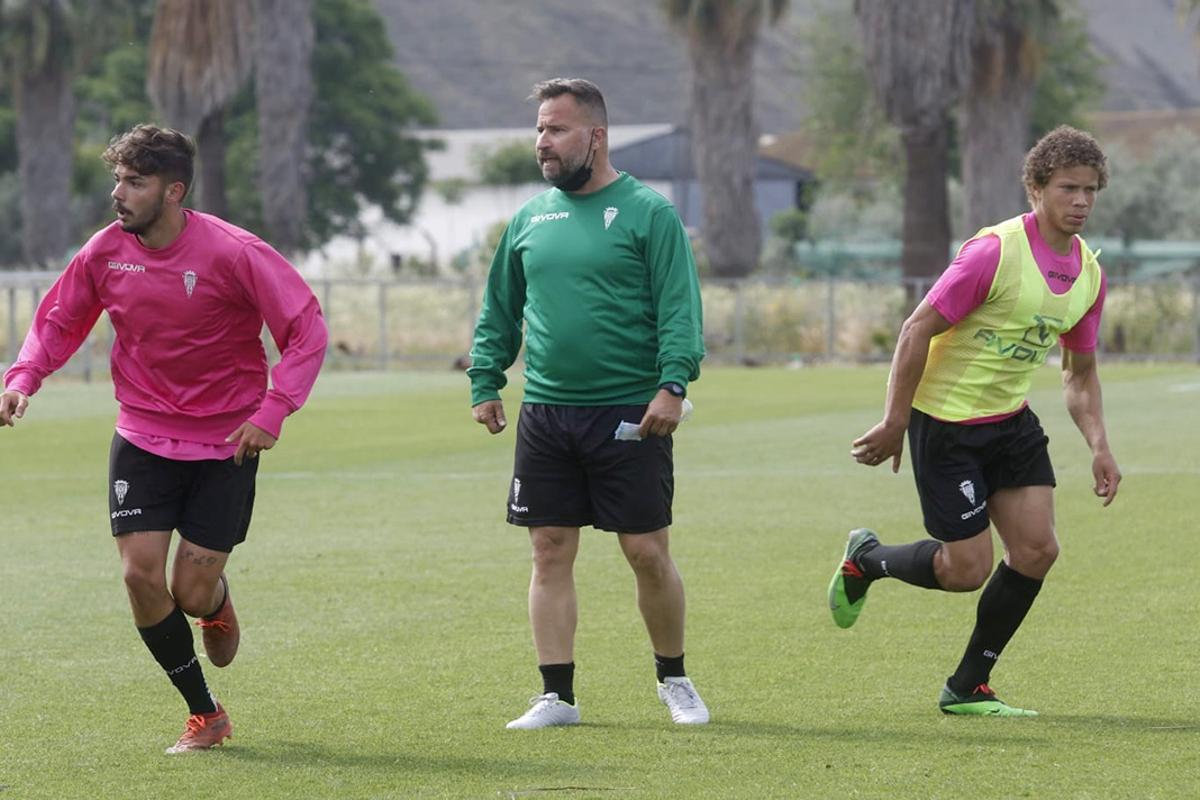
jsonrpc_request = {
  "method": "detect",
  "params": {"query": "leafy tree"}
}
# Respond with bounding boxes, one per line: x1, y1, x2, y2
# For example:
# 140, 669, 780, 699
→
799, 2, 901, 188
662, 0, 788, 278
432, 178, 469, 205
57, 0, 436, 254
0, 84, 19, 265
297, 0, 436, 246
1028, 6, 1104, 142
1087, 128, 1200, 243
760, 207, 809, 275
802, 1, 1100, 251
806, 181, 903, 243
472, 139, 542, 186
0, 0, 132, 267
71, 5, 157, 238
0, 87, 15, 175
74, 2, 156, 142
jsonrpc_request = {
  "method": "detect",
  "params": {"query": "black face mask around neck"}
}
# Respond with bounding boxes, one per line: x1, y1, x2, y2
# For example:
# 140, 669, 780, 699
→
554, 129, 597, 192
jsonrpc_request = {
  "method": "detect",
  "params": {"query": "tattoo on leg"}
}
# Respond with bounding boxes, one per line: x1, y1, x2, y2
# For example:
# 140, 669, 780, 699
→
181, 548, 218, 567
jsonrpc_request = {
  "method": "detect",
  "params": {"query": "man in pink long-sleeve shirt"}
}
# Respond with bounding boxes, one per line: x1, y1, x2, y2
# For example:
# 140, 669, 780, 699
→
0, 125, 328, 753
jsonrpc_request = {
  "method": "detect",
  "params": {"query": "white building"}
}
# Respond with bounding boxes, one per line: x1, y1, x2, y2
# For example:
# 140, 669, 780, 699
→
302, 122, 813, 278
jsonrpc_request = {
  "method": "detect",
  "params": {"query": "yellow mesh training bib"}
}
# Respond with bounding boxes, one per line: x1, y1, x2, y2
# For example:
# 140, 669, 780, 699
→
913, 215, 1100, 422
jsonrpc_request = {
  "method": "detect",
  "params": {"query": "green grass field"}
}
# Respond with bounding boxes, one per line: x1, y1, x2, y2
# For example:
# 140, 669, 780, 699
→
1, 364, 1197, 799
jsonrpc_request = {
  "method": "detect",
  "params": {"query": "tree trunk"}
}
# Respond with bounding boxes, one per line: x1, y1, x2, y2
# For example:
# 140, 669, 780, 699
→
960, 23, 1035, 236
196, 111, 229, 219
14, 63, 75, 268
688, 26, 762, 278
900, 123, 951, 295
856, 0, 974, 290
254, 0, 314, 255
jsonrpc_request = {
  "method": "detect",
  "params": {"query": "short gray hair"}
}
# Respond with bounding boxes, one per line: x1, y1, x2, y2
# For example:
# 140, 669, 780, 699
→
529, 78, 608, 125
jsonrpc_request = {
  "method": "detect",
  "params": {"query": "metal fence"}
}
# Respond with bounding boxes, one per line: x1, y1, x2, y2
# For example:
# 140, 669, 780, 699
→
2, 270, 1198, 380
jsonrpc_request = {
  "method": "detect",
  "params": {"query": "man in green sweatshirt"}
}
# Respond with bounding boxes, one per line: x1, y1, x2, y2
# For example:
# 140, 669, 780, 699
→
469, 78, 707, 730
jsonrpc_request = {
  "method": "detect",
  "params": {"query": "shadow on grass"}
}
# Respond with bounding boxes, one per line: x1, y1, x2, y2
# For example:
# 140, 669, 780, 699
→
1045, 714, 1200, 733
593, 717, 1051, 746
216, 739, 561, 773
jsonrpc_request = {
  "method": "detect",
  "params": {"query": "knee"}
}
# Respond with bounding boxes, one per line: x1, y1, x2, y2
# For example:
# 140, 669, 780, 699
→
945, 564, 992, 592
530, 535, 574, 575
123, 562, 166, 600
937, 554, 992, 592
1008, 536, 1060, 577
623, 542, 673, 581
170, 578, 217, 618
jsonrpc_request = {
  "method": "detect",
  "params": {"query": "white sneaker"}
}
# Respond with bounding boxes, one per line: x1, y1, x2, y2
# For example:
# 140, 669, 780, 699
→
505, 692, 581, 730
657, 676, 710, 724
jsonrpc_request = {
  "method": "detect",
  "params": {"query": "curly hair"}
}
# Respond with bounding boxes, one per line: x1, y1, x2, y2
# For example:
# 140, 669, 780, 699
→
103, 124, 196, 197
1022, 125, 1108, 205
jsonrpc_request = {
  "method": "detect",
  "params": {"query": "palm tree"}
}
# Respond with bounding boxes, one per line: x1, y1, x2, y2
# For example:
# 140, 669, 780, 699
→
855, 0, 975, 284
662, 0, 788, 278
253, 0, 314, 255
0, 1, 128, 267
960, 0, 1058, 235
146, 0, 255, 218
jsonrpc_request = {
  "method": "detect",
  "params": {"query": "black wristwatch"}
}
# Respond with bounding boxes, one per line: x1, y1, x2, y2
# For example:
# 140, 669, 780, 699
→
660, 382, 686, 398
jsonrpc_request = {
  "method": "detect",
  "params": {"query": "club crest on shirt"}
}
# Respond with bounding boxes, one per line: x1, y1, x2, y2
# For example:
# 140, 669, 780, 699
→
603, 206, 619, 230
182, 270, 197, 297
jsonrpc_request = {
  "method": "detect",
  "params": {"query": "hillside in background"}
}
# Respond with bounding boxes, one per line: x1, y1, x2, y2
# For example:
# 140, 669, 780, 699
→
375, 0, 1200, 133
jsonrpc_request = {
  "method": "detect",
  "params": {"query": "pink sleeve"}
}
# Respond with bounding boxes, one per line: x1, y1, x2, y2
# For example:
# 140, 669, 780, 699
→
1060, 270, 1106, 353
925, 235, 1001, 324
2, 253, 104, 397
232, 242, 328, 438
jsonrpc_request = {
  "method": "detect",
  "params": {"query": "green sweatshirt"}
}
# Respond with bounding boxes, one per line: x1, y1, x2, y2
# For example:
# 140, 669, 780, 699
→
468, 172, 704, 406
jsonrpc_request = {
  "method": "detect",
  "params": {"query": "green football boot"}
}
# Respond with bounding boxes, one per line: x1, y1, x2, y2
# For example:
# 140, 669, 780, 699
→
938, 683, 1038, 717
827, 528, 879, 629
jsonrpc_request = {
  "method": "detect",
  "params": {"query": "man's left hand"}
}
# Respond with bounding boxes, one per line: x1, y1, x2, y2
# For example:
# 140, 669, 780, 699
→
638, 390, 683, 438
1092, 450, 1121, 507
226, 422, 278, 466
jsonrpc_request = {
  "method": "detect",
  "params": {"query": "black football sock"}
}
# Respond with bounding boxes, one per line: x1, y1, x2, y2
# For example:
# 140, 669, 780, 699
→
539, 662, 575, 705
948, 561, 1043, 695
856, 539, 942, 589
655, 653, 686, 682
138, 606, 218, 715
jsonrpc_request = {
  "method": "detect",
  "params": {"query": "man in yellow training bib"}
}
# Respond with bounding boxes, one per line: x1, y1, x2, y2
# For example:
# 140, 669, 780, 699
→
827, 125, 1122, 716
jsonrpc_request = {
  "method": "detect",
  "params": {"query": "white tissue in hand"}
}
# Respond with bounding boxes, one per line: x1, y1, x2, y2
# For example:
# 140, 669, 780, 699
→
612, 398, 694, 441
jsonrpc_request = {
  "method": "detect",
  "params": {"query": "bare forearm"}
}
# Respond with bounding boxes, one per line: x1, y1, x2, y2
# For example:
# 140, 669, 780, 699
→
882, 321, 934, 426
1063, 351, 1110, 454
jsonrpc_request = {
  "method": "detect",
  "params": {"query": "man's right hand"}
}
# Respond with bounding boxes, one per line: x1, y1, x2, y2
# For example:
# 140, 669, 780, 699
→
472, 399, 507, 434
0, 390, 29, 427
851, 419, 906, 472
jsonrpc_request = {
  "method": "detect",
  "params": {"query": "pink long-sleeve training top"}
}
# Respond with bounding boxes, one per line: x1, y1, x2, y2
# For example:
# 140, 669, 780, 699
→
3, 210, 328, 460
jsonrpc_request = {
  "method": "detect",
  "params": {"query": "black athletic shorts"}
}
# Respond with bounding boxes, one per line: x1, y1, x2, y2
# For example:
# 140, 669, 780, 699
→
108, 433, 259, 553
508, 403, 673, 534
908, 406, 1056, 542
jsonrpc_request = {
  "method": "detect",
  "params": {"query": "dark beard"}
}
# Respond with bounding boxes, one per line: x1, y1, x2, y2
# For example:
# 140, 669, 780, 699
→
552, 140, 597, 192
116, 198, 164, 236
